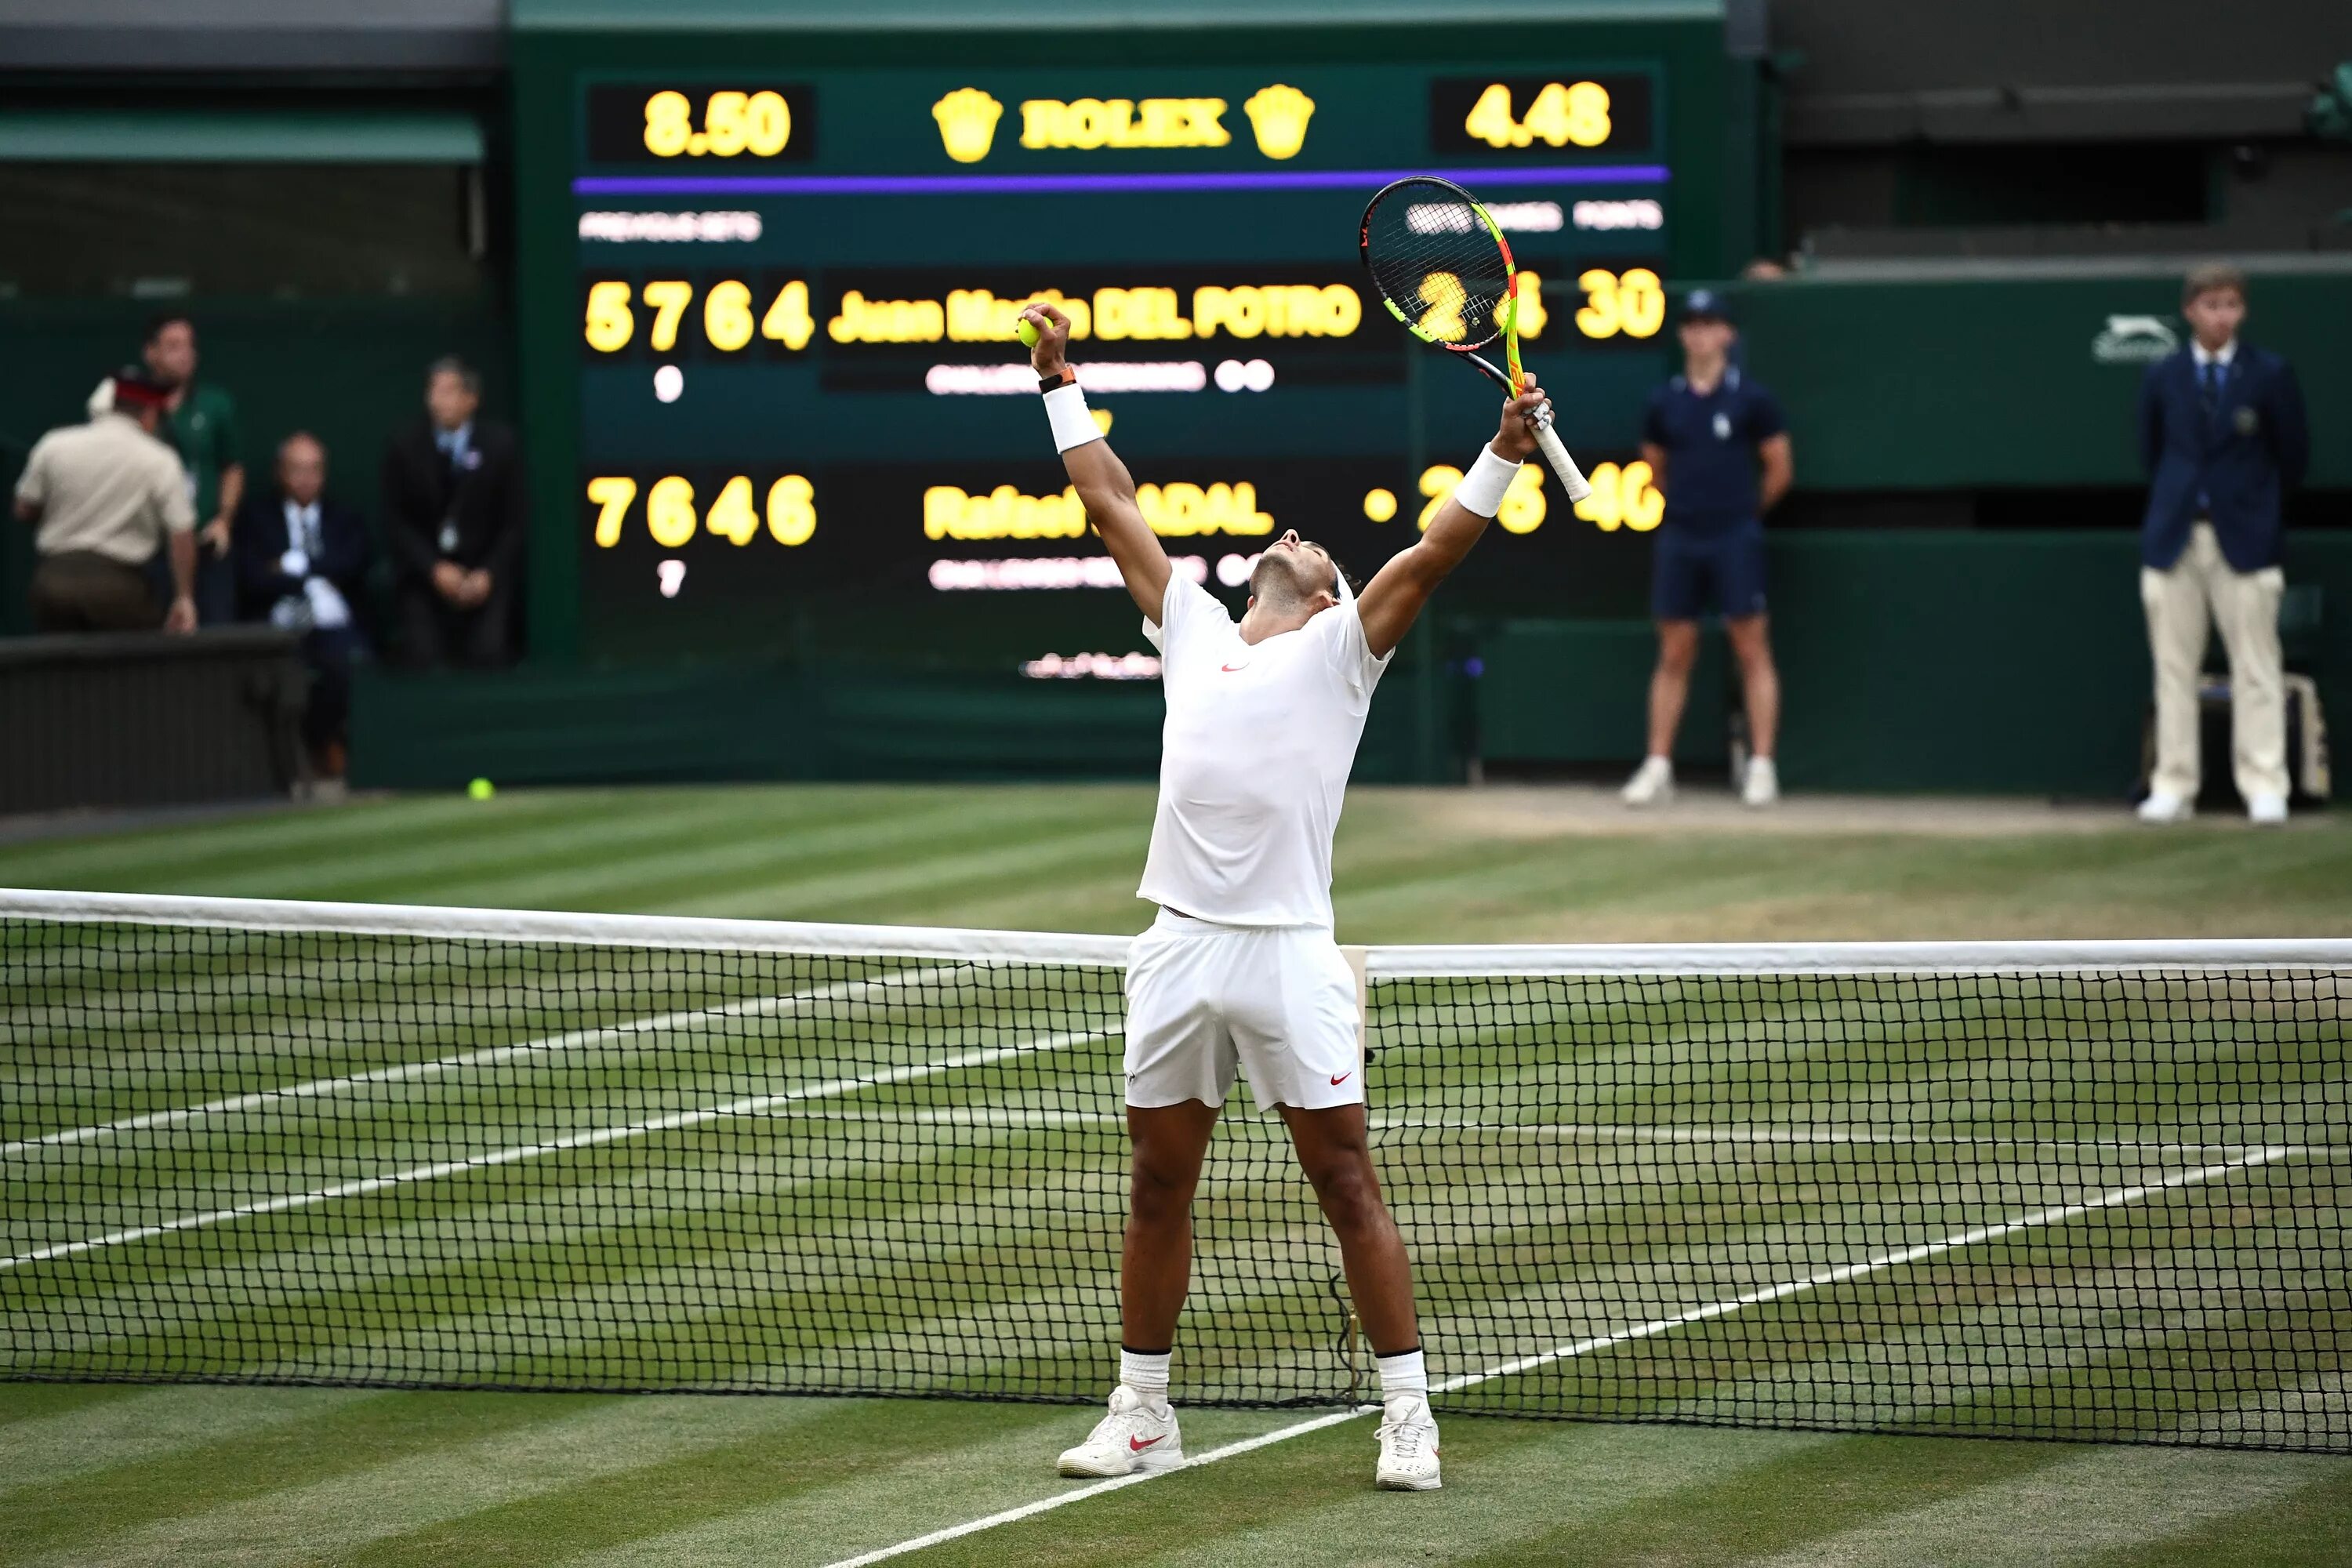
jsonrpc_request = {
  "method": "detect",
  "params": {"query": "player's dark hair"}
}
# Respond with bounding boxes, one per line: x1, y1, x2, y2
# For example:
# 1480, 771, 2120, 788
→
144, 312, 194, 345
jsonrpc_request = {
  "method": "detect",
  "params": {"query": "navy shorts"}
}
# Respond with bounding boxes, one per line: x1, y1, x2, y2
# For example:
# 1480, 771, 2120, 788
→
1650, 523, 1768, 622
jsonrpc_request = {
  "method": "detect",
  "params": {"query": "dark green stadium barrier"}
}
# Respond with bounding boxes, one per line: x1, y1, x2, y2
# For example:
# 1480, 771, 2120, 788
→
1464, 531, 2352, 798
1738, 269, 2352, 490
1472, 619, 1729, 768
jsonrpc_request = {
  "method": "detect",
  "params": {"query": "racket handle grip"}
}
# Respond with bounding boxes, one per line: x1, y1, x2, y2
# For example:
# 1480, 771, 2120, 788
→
1531, 409, 1593, 503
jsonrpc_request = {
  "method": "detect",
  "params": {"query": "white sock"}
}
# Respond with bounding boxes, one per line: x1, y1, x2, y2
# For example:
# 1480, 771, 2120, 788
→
1120, 1348, 1171, 1406
1377, 1348, 1427, 1405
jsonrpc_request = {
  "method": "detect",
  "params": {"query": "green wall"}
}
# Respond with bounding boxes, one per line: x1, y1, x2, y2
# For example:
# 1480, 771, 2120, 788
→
1738, 267, 2352, 491
355, 531, 2352, 798
1469, 531, 2352, 797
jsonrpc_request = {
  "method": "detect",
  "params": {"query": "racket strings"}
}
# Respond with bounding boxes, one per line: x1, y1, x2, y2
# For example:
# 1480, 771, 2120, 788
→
1362, 183, 1514, 349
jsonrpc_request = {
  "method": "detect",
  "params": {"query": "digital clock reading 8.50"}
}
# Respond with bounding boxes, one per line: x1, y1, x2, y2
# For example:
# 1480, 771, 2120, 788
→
583, 84, 817, 165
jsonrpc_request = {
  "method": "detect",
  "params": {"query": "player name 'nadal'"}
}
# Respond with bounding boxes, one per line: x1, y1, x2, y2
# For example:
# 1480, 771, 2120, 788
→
925, 482, 1275, 540
829, 285, 1363, 344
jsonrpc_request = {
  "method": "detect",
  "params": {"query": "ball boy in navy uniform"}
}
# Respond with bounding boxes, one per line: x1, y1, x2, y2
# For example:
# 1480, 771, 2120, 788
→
2134, 263, 2309, 826
1623, 289, 1793, 807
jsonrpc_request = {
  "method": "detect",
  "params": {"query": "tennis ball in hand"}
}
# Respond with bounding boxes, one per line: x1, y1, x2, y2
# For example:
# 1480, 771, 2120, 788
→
1017, 316, 1040, 348
468, 777, 495, 801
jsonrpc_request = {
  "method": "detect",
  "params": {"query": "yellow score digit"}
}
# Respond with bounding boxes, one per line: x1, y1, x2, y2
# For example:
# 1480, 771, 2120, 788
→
768, 475, 815, 546
742, 91, 790, 156
1573, 460, 1664, 532
646, 475, 696, 547
641, 281, 693, 352
762, 281, 815, 350
703, 92, 750, 156
1575, 267, 1664, 339
586, 476, 637, 546
1417, 462, 1545, 533
1417, 271, 1468, 343
1508, 270, 1547, 339
704, 281, 753, 351
584, 281, 633, 352
706, 476, 758, 543
643, 91, 692, 157
1462, 81, 1613, 149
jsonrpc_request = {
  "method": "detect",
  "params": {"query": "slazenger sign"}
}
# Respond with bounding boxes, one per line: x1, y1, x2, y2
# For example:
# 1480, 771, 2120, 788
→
2092, 314, 2179, 364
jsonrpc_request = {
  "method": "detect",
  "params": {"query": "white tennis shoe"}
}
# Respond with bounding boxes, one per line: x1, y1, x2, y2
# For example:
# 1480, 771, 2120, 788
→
1621, 756, 1675, 807
1057, 1384, 1184, 1477
1741, 756, 1780, 808
2136, 791, 2194, 824
1374, 1393, 1443, 1490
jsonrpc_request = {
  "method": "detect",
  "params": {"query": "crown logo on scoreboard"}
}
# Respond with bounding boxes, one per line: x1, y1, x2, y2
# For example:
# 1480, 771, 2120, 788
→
932, 88, 1006, 165
1243, 85, 1316, 160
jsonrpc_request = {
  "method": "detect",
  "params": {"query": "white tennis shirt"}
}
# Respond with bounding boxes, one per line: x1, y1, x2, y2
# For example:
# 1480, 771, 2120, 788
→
1137, 574, 1392, 927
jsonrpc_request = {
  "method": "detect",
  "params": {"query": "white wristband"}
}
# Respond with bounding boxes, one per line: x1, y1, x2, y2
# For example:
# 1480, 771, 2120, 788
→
1043, 383, 1101, 452
1452, 445, 1520, 518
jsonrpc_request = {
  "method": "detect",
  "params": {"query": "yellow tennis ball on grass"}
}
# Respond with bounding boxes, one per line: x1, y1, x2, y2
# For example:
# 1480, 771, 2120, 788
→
1017, 316, 1040, 348
468, 777, 495, 801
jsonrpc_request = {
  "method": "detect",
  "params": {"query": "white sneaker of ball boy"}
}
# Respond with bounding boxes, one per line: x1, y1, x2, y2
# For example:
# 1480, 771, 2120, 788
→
1058, 1350, 1443, 1490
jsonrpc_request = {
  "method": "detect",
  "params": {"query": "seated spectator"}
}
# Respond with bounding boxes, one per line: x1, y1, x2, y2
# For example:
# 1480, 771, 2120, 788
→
146, 314, 245, 629
383, 357, 524, 667
13, 366, 196, 633
234, 431, 370, 779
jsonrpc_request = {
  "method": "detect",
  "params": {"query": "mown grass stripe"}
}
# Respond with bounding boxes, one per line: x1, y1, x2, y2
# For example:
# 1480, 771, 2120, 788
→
821, 1149, 2302, 1565
14, 1392, 842, 1568
0, 1385, 383, 1497
1741, 1443, 2336, 1568
3, 1025, 1112, 1272
4, 965, 955, 1156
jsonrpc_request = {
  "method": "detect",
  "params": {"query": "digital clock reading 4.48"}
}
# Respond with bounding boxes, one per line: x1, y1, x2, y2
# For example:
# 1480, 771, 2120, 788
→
583, 85, 817, 164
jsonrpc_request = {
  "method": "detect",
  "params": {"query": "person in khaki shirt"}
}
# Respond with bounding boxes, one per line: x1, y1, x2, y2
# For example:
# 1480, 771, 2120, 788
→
13, 366, 198, 633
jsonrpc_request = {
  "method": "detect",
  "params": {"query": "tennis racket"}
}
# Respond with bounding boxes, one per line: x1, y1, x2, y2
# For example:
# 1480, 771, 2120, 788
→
1359, 176, 1592, 503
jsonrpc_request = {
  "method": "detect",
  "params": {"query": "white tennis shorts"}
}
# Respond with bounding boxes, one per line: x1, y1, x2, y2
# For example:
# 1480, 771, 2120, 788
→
1122, 908, 1364, 1113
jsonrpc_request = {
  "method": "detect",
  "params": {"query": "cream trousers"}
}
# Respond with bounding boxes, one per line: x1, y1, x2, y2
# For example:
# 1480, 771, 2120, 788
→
2140, 522, 2288, 803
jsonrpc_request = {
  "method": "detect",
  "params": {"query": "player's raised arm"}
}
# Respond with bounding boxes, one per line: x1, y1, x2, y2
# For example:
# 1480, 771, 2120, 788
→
1356, 377, 1548, 658
1022, 303, 1171, 621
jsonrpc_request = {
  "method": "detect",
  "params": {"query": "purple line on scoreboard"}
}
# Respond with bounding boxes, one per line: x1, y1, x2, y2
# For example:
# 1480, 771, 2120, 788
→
571, 165, 1671, 197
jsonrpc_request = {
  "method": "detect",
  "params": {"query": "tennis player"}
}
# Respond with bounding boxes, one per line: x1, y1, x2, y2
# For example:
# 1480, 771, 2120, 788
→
1018, 302, 1542, 1493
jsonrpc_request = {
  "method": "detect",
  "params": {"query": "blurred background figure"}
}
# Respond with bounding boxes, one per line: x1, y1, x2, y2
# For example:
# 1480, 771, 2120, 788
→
234, 431, 371, 780
1622, 289, 1793, 809
2135, 264, 2310, 826
383, 356, 525, 668
143, 313, 245, 628
13, 366, 196, 634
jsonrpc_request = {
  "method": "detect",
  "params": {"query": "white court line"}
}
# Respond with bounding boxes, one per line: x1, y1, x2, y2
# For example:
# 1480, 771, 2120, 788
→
818, 1143, 2299, 1568
602, 1102, 2333, 1160
819, 1409, 1369, 1568
2, 967, 957, 1158
1, 1025, 1112, 1272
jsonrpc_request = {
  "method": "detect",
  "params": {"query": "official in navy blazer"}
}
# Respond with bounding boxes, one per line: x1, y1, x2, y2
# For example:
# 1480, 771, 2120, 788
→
2133, 265, 2308, 826
233, 430, 372, 779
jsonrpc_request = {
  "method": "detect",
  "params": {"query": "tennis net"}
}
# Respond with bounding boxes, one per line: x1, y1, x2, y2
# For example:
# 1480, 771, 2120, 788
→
4, 889, 2346, 1452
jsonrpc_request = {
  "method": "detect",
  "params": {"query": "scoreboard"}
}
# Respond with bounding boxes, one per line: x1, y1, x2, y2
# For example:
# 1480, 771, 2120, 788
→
543, 54, 1703, 666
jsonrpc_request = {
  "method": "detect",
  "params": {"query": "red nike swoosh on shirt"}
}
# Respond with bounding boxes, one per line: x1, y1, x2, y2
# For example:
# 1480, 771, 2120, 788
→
1129, 1435, 1166, 1452
1220, 662, 1248, 672
1330, 1071, 1352, 1086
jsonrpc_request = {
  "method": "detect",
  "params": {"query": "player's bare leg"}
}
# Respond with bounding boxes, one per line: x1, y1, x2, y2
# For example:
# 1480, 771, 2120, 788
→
1725, 612, 1781, 804
1123, 1101, 1221, 1349
1058, 1100, 1218, 1478
1626, 618, 1700, 804
1281, 1102, 1441, 1490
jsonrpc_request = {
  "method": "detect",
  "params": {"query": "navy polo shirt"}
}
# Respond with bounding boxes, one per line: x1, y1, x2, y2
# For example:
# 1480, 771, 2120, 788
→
1641, 368, 1786, 536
